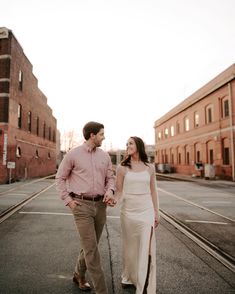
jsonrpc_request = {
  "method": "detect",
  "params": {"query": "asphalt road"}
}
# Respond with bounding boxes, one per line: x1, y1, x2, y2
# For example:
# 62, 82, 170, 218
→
0, 181, 234, 293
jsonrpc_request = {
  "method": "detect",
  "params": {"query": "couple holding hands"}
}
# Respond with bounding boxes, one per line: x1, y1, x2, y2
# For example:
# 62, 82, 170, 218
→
56, 121, 160, 294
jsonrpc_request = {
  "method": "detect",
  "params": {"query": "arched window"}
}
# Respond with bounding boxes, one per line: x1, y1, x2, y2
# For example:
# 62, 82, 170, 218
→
43, 122, 46, 139
194, 112, 199, 127
16, 146, 21, 158
18, 104, 22, 128
205, 104, 213, 124
184, 117, 189, 131
19, 70, 23, 91
222, 98, 229, 118
28, 111, 32, 132
36, 117, 39, 136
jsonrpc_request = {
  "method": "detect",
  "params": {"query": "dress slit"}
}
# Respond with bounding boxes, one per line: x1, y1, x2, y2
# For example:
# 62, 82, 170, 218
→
143, 226, 153, 293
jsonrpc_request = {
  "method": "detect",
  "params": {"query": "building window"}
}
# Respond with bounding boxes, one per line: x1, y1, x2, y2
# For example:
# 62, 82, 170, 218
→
178, 153, 181, 164
43, 122, 46, 138
28, 111, 32, 132
184, 117, 189, 131
19, 70, 23, 91
48, 127, 51, 140
48, 152, 51, 159
206, 105, 213, 124
209, 149, 213, 164
170, 126, 174, 137
223, 99, 229, 118
186, 152, 190, 165
36, 117, 39, 136
176, 121, 180, 134
197, 151, 200, 162
165, 154, 168, 163
171, 154, 174, 164
53, 130, 56, 142
35, 149, 39, 158
16, 146, 21, 158
158, 132, 162, 140
17, 104, 22, 128
223, 147, 229, 165
164, 128, 168, 139
194, 112, 199, 127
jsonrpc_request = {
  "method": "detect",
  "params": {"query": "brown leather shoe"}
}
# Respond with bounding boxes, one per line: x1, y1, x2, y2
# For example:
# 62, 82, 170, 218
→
121, 283, 136, 289
73, 272, 91, 291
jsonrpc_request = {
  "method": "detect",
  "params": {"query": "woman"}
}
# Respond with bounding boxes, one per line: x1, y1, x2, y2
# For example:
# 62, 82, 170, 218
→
115, 136, 160, 294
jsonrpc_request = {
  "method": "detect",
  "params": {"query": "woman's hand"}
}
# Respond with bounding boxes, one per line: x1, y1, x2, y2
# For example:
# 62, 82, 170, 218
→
154, 212, 160, 228
103, 192, 117, 207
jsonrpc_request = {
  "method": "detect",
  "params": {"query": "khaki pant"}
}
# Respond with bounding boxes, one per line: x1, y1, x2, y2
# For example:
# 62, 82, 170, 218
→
72, 199, 108, 294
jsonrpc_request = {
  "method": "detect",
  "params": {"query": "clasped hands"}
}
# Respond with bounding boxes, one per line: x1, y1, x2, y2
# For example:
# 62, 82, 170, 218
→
103, 192, 117, 207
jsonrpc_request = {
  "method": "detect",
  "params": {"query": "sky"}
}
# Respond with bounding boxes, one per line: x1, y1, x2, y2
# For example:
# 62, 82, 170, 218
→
1, 0, 235, 150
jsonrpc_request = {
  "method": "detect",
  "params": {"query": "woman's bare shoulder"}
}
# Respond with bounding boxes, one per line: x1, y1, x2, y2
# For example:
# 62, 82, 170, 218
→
146, 163, 155, 174
116, 164, 127, 175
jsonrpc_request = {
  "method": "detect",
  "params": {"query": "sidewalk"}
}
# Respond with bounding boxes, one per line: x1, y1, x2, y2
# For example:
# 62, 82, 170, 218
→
156, 172, 235, 187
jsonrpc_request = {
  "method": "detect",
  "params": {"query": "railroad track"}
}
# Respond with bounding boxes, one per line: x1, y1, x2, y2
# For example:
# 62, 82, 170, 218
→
0, 174, 55, 196
0, 178, 55, 224
157, 182, 235, 275
160, 208, 235, 274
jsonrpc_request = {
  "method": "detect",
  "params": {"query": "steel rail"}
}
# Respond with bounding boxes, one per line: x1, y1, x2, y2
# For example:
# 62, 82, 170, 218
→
160, 209, 235, 274
0, 174, 56, 196
0, 183, 55, 224
158, 187, 235, 223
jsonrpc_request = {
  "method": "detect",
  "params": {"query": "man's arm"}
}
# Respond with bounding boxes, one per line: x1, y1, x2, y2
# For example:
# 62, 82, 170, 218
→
55, 153, 74, 206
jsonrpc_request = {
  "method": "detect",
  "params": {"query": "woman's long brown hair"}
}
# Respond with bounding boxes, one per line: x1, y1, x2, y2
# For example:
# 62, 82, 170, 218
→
121, 136, 149, 168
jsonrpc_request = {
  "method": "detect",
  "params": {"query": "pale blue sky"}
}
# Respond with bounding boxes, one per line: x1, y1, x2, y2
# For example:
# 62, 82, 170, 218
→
1, 0, 235, 149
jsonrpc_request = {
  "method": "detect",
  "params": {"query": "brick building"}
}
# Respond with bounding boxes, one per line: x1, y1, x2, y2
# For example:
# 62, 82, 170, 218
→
0, 27, 57, 184
154, 64, 235, 181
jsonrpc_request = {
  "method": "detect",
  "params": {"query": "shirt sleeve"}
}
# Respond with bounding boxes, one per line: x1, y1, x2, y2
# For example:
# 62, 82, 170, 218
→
104, 153, 115, 193
55, 152, 74, 206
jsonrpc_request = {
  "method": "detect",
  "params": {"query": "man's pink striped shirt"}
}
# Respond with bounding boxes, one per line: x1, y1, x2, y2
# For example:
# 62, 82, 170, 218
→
56, 143, 115, 205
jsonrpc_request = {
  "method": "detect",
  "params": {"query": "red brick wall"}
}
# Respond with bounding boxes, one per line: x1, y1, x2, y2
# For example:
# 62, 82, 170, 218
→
155, 64, 235, 180
0, 28, 57, 183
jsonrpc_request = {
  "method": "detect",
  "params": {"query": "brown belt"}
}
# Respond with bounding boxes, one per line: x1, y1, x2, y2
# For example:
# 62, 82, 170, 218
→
70, 192, 104, 202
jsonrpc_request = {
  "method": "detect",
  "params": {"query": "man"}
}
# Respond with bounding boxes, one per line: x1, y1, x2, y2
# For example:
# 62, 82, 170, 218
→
56, 121, 115, 294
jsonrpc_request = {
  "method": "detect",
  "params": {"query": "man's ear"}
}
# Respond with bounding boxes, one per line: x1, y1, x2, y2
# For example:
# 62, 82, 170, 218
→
90, 133, 95, 139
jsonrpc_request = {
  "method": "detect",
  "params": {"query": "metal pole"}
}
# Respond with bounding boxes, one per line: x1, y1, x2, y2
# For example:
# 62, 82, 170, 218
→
9, 168, 12, 184
228, 83, 235, 181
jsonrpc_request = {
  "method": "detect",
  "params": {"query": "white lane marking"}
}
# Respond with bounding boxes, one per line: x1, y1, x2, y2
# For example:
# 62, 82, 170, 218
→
19, 211, 72, 216
202, 201, 231, 204
185, 220, 228, 225
19, 211, 120, 218
157, 187, 235, 223
47, 274, 71, 280
5, 193, 28, 196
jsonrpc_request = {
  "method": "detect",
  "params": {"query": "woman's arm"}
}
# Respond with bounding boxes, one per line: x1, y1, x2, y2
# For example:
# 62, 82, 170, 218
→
104, 164, 125, 206
114, 164, 125, 201
149, 164, 160, 227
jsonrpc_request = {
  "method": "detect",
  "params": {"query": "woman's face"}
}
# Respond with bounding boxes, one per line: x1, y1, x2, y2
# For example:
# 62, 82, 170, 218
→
126, 137, 137, 156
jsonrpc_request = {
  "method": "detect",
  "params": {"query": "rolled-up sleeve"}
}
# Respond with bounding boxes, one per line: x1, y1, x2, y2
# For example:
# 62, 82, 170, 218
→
55, 153, 74, 206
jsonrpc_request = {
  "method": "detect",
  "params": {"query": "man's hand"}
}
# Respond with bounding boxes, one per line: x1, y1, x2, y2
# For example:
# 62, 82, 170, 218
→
103, 192, 117, 207
68, 199, 81, 210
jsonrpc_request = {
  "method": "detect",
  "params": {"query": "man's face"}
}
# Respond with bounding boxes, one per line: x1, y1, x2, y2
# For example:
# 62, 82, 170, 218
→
93, 128, 105, 147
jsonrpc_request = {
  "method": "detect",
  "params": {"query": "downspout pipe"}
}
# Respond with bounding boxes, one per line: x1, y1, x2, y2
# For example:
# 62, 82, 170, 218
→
228, 82, 235, 181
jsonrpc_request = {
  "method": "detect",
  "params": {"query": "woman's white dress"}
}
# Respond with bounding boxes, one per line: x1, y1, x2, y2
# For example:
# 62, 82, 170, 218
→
120, 170, 156, 294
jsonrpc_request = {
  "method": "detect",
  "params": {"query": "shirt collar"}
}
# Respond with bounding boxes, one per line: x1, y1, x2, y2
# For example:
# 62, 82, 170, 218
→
83, 142, 96, 153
